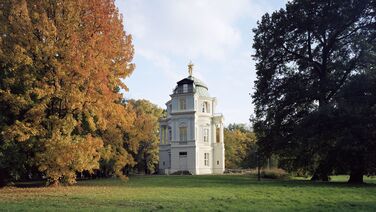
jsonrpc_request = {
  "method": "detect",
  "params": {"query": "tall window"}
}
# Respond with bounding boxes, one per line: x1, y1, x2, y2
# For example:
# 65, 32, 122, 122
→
168, 127, 172, 142
179, 127, 187, 141
203, 128, 209, 142
180, 98, 186, 110
216, 127, 220, 143
202, 102, 210, 113
183, 84, 188, 93
161, 127, 165, 144
204, 153, 209, 166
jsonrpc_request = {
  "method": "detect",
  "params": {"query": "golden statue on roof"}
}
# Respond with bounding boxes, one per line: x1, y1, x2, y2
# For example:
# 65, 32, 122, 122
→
188, 61, 194, 76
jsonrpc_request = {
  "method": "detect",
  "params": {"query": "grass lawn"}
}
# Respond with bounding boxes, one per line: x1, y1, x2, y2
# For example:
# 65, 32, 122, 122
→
0, 175, 375, 211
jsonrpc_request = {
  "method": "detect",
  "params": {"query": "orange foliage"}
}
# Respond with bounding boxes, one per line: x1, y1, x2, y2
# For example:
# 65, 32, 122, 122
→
0, 0, 135, 185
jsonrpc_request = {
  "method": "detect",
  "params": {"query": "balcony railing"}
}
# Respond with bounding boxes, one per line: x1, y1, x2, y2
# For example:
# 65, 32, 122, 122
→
170, 140, 195, 145
173, 88, 194, 94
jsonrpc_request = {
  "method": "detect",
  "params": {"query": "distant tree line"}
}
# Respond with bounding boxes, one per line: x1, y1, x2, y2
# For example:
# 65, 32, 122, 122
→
0, 0, 162, 186
252, 0, 376, 183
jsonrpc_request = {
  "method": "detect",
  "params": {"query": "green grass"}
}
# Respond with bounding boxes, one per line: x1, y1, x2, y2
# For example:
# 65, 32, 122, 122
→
0, 175, 375, 211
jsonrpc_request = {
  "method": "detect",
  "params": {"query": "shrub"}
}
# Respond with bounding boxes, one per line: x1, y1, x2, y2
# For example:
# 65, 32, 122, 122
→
260, 168, 289, 179
170, 171, 192, 175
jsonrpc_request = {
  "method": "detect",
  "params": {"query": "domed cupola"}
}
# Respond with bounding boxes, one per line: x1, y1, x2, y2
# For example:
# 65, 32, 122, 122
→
173, 62, 210, 97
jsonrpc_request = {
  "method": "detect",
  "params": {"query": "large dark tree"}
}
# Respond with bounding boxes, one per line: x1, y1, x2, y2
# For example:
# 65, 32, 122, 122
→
334, 69, 376, 183
252, 0, 376, 182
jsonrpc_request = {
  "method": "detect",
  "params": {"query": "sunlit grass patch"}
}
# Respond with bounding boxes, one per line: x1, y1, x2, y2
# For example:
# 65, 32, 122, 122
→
0, 175, 375, 211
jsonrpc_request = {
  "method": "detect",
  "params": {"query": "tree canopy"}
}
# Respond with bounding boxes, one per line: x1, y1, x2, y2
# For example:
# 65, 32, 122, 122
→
0, 0, 135, 186
252, 0, 376, 183
224, 124, 257, 169
126, 99, 164, 174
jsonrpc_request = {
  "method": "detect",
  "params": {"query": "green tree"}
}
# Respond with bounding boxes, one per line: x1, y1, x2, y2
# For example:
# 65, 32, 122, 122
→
252, 0, 375, 182
334, 69, 376, 183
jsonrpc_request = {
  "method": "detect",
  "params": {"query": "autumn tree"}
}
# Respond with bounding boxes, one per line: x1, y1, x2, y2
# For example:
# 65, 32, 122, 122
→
0, 0, 134, 185
126, 99, 164, 174
98, 101, 137, 178
224, 124, 257, 169
252, 0, 375, 182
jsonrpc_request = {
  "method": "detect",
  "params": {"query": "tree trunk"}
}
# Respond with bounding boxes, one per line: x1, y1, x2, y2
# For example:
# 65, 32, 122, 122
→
311, 173, 319, 181
144, 159, 148, 175
348, 169, 363, 184
48, 180, 60, 187
348, 151, 365, 184
0, 168, 7, 187
311, 171, 329, 182
311, 160, 331, 182
348, 160, 364, 184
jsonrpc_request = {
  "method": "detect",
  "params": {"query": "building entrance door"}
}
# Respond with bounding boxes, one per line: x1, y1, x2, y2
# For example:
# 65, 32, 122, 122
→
179, 152, 188, 171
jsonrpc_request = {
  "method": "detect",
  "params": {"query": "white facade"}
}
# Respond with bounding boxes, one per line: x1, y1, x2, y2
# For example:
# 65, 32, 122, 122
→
159, 67, 225, 175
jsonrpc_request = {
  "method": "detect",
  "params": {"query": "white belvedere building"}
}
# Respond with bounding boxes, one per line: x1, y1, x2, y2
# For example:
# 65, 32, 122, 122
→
159, 63, 225, 175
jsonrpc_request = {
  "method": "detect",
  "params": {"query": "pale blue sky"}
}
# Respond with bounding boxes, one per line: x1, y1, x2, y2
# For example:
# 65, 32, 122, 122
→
115, 0, 287, 124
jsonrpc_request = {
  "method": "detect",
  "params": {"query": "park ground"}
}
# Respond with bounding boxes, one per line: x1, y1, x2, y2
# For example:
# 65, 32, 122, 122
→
0, 175, 375, 211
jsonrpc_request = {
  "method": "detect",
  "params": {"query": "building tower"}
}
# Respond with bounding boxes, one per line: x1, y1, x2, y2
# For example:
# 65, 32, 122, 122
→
159, 63, 225, 175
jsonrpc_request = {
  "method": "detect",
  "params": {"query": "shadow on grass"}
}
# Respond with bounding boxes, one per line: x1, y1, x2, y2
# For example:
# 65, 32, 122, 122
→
75, 175, 376, 189
13, 181, 46, 188
9, 174, 376, 189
